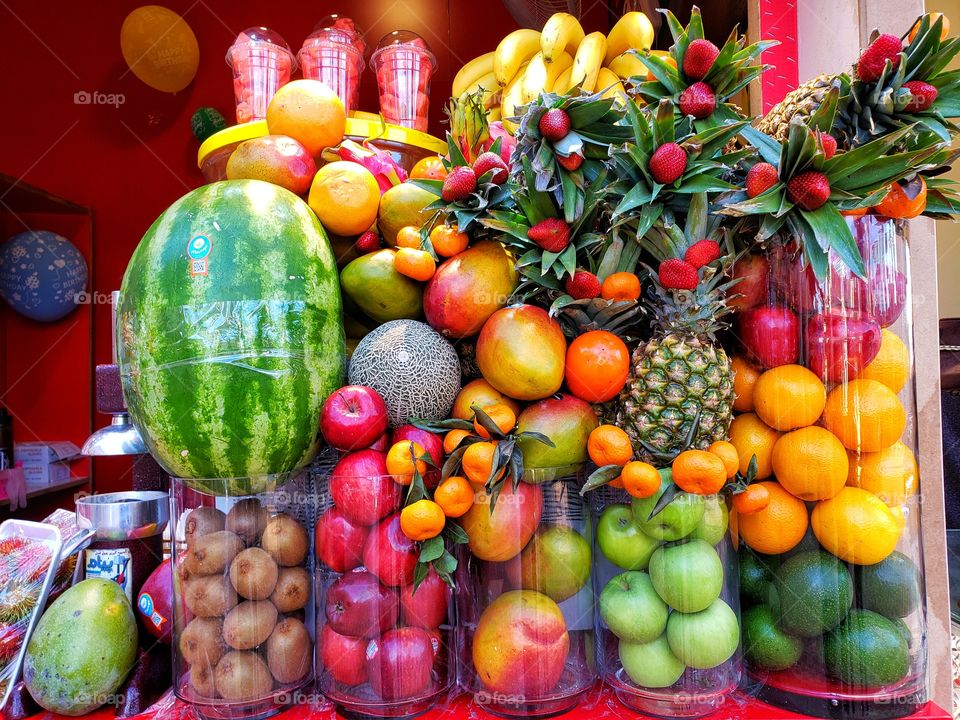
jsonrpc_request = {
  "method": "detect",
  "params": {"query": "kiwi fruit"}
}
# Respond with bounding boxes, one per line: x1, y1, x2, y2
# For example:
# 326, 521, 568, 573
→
266, 618, 312, 684
270, 567, 310, 612
281, 609, 306, 624
183, 531, 244, 576
179, 617, 226, 667
184, 575, 238, 617
225, 498, 269, 546
260, 514, 308, 567
185, 506, 226, 545
215, 651, 273, 701
189, 663, 219, 699
222, 600, 278, 650
229, 547, 279, 600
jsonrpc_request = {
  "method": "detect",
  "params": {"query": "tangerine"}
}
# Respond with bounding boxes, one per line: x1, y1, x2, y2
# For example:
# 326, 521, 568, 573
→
565, 330, 630, 403
430, 224, 470, 257
600, 272, 642, 301
386, 441, 427, 485
822, 379, 906, 453
874, 177, 927, 219
400, 499, 446, 541
587, 425, 633, 467
443, 429, 472, 455
462, 441, 500, 485
753, 364, 826, 431
672, 449, 727, 495
396, 225, 423, 249
620, 461, 661, 498
728, 413, 782, 479
434, 476, 476, 518
452, 379, 522, 420
737, 481, 809, 555
394, 247, 436, 281
908, 12, 950, 42
732, 484, 770, 515
474, 403, 517, 439
410, 155, 448, 180
771, 426, 849, 501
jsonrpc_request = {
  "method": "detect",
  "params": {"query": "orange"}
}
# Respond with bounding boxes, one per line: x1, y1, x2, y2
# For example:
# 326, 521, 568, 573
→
822, 379, 906, 453
731, 356, 760, 413
474, 403, 517, 439
620, 461, 661, 498
600, 272, 641, 301
737, 481, 809, 555
443, 429, 472, 455
874, 177, 927, 219
672, 449, 727, 495
434, 475, 475, 518
430, 224, 470, 257
400, 499, 446, 541
811, 486, 902, 565
410, 155, 448, 180
462, 441, 500, 485
587, 425, 633, 467
707, 440, 739, 479
452, 379, 522, 420
859, 329, 909, 393
646, 50, 677, 81
386, 440, 427, 485
909, 13, 950, 43
771, 426, 849, 501
308, 161, 380, 236
753, 364, 826, 431
266, 79, 345, 156
565, 330, 630, 403
394, 247, 436, 281
396, 225, 423, 249
728, 413, 781, 479
732, 484, 770, 515
847, 441, 918, 506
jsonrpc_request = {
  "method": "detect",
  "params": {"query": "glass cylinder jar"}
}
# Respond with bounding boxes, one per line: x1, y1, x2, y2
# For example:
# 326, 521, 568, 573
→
314, 449, 456, 718
170, 472, 315, 720
591, 481, 741, 718
730, 216, 927, 717
456, 469, 596, 718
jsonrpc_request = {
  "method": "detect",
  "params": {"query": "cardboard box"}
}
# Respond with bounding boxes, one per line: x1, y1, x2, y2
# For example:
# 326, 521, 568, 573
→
14, 442, 81, 487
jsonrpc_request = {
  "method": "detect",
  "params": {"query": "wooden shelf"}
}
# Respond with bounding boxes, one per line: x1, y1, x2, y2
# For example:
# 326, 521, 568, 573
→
0, 475, 88, 508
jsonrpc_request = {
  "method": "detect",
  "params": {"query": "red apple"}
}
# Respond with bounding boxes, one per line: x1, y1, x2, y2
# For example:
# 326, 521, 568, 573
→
324, 571, 399, 638
366, 627, 435, 701
400, 568, 450, 629
363, 514, 419, 587
392, 425, 443, 487
369, 433, 391, 452
136, 559, 173, 643
738, 305, 800, 368
866, 268, 907, 327
330, 450, 401, 526
771, 251, 818, 314
321, 386, 389, 451
805, 310, 882, 383
316, 507, 369, 573
320, 624, 368, 686
728, 254, 771, 311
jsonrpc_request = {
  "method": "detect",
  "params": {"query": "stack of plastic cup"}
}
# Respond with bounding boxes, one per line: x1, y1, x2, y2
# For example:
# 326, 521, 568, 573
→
370, 31, 436, 132
226, 27, 296, 124
298, 16, 366, 115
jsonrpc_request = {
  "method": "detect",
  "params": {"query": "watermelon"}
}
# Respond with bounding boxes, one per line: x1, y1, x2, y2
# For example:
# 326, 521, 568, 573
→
118, 180, 344, 491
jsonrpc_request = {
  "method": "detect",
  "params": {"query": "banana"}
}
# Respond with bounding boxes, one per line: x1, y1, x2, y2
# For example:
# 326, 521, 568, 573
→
553, 66, 574, 95
521, 51, 573, 102
608, 51, 647, 81
541, 13, 584, 64
487, 106, 502, 121
494, 29, 542, 86
501, 67, 527, 134
570, 32, 607, 93
459, 70, 501, 109
604, 11, 655, 65
452, 52, 495, 98
596, 67, 627, 105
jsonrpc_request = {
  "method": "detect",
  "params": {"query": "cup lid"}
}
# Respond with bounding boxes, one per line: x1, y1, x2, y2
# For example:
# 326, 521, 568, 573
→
303, 15, 367, 54
370, 30, 437, 71
226, 26, 296, 69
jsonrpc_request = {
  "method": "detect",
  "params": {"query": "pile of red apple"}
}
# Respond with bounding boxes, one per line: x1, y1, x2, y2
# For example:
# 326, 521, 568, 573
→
316, 386, 451, 704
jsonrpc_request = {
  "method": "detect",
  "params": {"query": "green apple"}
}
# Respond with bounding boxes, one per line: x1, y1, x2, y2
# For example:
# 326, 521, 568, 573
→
619, 634, 685, 688
666, 599, 740, 670
599, 571, 668, 643
649, 539, 723, 613
518, 526, 591, 602
688, 495, 728, 546
632, 473, 705, 542
597, 504, 661, 571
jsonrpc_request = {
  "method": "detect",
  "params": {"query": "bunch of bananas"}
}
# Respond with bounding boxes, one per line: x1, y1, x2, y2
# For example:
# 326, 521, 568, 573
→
451, 11, 656, 133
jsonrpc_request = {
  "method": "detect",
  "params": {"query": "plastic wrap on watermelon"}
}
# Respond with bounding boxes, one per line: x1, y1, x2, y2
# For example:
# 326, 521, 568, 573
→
329, 138, 407, 192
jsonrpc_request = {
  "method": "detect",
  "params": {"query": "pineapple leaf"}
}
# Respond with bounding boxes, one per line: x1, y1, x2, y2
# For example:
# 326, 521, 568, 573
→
447, 133, 467, 167
800, 204, 866, 278
632, 50, 685, 95
408, 178, 444, 196
808, 85, 840, 133
614, 183, 653, 215
740, 126, 782, 165
653, 100, 677, 147
568, 99, 616, 128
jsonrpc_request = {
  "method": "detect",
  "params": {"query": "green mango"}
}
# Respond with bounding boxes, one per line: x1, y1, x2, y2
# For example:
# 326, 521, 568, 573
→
341, 249, 423, 323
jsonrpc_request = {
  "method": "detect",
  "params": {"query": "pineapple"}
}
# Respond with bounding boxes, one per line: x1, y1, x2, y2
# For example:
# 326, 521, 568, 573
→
756, 74, 842, 143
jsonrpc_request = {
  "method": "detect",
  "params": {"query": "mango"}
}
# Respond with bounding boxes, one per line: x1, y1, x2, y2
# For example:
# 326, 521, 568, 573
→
378, 183, 436, 246
24, 579, 138, 716
340, 249, 423, 323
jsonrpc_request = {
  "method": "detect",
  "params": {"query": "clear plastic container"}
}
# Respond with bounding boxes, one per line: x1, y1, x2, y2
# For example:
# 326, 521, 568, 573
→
731, 216, 927, 717
226, 27, 296, 124
456, 469, 595, 717
590, 484, 741, 717
170, 473, 315, 720
313, 451, 456, 718
370, 31, 436, 133
299, 16, 366, 115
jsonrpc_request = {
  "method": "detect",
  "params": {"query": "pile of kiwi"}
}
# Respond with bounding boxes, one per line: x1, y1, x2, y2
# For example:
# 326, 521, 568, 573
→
177, 498, 313, 702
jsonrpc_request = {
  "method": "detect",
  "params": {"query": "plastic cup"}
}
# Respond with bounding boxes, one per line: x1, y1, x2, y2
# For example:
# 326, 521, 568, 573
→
226, 27, 296, 124
370, 31, 436, 132
299, 15, 366, 115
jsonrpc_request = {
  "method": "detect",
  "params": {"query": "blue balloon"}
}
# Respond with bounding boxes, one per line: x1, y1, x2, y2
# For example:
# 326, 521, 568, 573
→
0, 231, 88, 322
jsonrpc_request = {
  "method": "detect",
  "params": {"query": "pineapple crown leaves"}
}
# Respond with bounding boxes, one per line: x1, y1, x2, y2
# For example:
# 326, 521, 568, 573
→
549, 296, 644, 341
629, 6, 777, 131
609, 98, 750, 239
718, 92, 940, 279
512, 90, 633, 223
446, 88, 492, 164
409, 133, 514, 233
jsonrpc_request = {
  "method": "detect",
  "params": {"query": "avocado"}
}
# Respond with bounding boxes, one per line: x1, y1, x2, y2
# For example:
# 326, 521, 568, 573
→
824, 609, 910, 687
857, 551, 921, 618
775, 550, 853, 637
